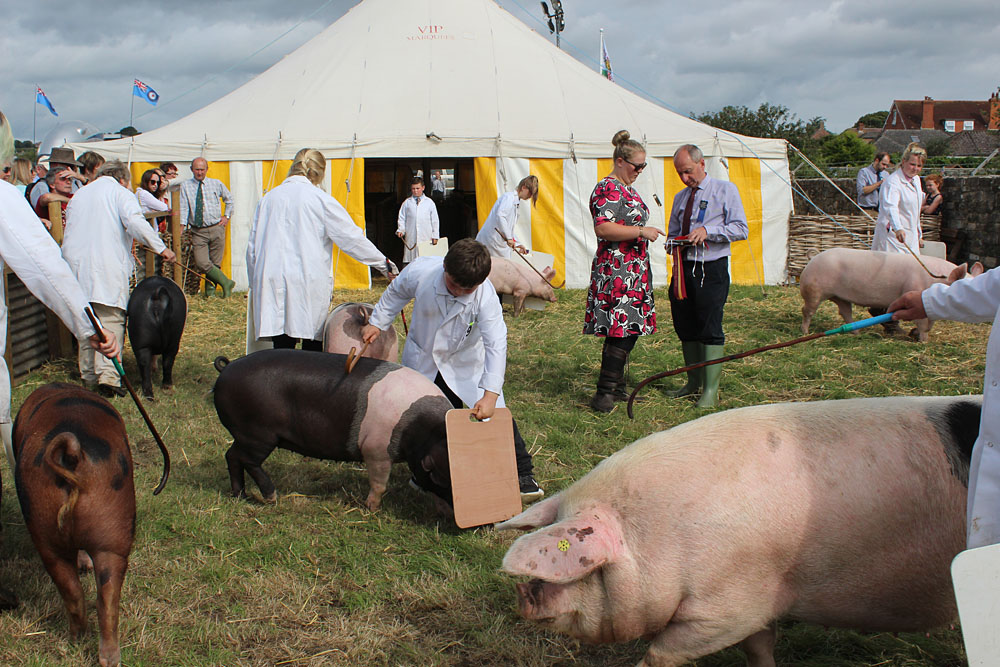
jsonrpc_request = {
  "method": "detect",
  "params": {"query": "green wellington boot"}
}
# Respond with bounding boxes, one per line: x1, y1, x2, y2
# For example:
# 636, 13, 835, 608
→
206, 267, 236, 298
201, 278, 215, 298
666, 341, 703, 397
696, 344, 725, 408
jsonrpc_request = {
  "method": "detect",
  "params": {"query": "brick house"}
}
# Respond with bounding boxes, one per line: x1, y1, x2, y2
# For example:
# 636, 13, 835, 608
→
885, 91, 1000, 133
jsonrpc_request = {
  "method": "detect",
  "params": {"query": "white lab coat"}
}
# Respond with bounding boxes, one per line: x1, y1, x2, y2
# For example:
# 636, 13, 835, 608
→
871, 168, 923, 255
247, 175, 389, 341
475, 191, 520, 258
397, 196, 440, 262
0, 181, 96, 422
367, 257, 506, 408
62, 176, 167, 310
923, 267, 1000, 549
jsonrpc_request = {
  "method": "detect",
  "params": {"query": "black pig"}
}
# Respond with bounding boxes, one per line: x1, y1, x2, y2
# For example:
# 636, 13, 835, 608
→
126, 276, 186, 399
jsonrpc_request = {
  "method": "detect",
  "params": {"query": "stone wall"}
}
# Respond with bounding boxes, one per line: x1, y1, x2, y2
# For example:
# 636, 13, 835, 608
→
793, 175, 1000, 268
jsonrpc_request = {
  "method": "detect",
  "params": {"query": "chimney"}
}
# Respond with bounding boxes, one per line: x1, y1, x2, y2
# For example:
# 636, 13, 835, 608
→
857, 121, 866, 132
921, 96, 935, 129
990, 90, 1000, 131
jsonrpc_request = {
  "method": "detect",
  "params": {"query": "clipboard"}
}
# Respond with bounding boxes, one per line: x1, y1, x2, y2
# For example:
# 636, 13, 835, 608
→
445, 408, 521, 528
952, 543, 1000, 664
417, 237, 449, 258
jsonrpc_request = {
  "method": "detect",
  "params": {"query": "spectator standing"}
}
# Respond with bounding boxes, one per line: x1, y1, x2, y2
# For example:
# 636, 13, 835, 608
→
27, 147, 82, 209
856, 152, 891, 211
922, 173, 943, 215
77, 150, 105, 185
9, 157, 33, 195
178, 157, 236, 297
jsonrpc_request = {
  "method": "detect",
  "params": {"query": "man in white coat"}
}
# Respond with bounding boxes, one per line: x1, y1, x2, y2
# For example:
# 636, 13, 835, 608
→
890, 266, 1000, 549
246, 148, 396, 350
396, 177, 439, 263
62, 160, 176, 398
0, 110, 119, 471
360, 239, 542, 501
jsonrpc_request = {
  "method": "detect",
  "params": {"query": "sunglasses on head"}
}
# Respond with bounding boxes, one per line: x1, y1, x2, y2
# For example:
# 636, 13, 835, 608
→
623, 158, 647, 172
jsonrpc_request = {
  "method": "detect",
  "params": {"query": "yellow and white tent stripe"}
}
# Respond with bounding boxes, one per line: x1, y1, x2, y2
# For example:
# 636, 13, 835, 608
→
473, 156, 788, 289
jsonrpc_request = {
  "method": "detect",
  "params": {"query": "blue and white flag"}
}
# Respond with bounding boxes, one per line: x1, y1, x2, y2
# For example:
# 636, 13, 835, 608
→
36, 86, 58, 116
133, 79, 159, 106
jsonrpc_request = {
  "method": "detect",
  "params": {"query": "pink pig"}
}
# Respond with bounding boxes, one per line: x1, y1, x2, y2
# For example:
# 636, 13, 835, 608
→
799, 248, 982, 341
499, 395, 978, 666
323, 302, 398, 361
488, 257, 557, 316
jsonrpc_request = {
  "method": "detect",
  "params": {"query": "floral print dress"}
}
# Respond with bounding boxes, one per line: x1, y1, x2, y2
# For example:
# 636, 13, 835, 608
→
583, 177, 656, 337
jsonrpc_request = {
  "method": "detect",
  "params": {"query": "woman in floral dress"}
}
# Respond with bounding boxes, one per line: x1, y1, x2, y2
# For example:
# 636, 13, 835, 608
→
584, 130, 663, 412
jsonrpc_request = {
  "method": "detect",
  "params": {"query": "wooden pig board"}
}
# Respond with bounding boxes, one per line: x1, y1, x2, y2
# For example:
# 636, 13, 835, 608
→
952, 543, 1000, 664
445, 408, 521, 528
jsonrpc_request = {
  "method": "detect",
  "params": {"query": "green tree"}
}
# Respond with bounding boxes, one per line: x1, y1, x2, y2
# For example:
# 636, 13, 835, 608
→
819, 131, 875, 165
692, 103, 824, 150
855, 111, 889, 128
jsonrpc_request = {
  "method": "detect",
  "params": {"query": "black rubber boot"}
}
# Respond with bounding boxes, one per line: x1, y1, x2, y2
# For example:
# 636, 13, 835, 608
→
590, 342, 627, 413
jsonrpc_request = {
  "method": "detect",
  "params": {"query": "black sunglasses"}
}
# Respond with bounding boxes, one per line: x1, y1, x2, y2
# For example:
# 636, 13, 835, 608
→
2, 166, 9, 174
623, 158, 647, 172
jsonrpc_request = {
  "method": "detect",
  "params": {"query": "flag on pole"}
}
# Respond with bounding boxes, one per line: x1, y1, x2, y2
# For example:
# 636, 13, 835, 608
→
36, 86, 58, 116
133, 79, 160, 106
600, 30, 614, 82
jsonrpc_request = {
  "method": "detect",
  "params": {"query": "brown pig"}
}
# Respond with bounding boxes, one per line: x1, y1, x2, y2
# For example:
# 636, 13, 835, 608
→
322, 302, 398, 362
799, 248, 983, 341
488, 256, 557, 316
499, 395, 979, 666
13, 383, 135, 667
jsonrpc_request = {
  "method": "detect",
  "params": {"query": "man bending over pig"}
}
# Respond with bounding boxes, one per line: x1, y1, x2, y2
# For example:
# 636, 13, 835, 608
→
891, 265, 1000, 549
362, 239, 543, 501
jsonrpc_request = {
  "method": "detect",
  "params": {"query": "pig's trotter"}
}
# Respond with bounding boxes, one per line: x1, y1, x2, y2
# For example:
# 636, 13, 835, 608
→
245, 463, 277, 503
365, 459, 392, 511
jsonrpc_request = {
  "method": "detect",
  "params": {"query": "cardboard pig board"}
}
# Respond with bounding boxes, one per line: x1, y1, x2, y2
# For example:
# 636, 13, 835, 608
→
445, 408, 521, 528
417, 237, 449, 258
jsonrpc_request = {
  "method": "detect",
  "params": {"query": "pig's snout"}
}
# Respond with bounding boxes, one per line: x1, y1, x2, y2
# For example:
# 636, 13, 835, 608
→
516, 580, 547, 618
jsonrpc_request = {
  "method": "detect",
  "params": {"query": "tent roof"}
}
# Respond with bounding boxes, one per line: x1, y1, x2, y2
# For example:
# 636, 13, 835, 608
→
71, 0, 786, 162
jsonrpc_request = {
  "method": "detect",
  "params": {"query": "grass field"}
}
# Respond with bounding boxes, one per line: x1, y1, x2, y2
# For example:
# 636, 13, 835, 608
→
0, 282, 986, 666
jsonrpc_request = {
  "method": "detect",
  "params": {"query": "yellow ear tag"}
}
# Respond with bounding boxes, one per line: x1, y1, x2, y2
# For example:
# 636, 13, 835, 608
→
557, 539, 570, 552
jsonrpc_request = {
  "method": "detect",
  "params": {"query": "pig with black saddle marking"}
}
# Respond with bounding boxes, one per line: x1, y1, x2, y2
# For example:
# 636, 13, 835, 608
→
322, 302, 398, 361
213, 349, 453, 511
499, 395, 979, 667
13, 383, 135, 667
127, 276, 187, 399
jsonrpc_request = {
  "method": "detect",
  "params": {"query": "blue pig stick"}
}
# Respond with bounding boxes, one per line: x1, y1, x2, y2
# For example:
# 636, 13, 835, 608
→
627, 314, 894, 419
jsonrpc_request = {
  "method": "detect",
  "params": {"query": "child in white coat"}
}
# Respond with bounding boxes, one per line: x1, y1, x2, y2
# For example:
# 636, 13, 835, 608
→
362, 239, 542, 501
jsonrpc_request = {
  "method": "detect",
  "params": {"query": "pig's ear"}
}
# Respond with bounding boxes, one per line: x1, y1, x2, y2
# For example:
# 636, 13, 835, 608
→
971, 262, 985, 277
495, 494, 561, 531
501, 511, 624, 583
947, 263, 969, 283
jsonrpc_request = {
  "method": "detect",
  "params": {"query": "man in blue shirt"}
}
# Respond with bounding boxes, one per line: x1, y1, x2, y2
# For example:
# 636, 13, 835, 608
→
666, 144, 748, 408
856, 152, 891, 210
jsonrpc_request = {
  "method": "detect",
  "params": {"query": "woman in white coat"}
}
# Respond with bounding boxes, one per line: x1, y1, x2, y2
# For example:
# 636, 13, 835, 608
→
474, 175, 538, 258
871, 142, 926, 255
890, 266, 1000, 549
246, 149, 396, 350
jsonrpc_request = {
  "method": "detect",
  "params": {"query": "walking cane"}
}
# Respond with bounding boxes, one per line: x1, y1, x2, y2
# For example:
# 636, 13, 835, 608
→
627, 313, 896, 419
85, 308, 171, 494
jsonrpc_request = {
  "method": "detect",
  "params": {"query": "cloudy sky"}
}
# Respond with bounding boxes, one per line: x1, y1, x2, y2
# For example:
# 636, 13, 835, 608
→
4, 0, 998, 144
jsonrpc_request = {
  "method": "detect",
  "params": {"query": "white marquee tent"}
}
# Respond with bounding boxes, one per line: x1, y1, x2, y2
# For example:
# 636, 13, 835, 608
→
68, 0, 792, 290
